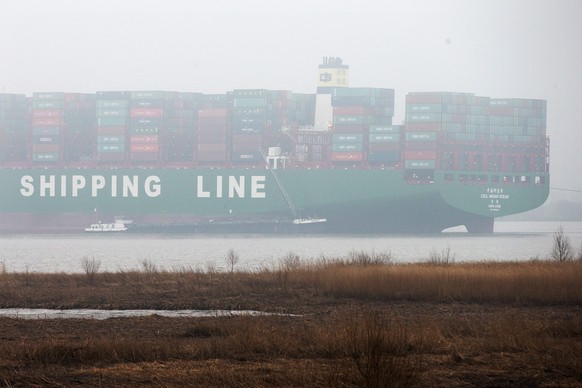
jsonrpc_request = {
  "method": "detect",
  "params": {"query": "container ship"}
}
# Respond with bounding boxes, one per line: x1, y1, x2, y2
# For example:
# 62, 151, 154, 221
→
0, 58, 549, 233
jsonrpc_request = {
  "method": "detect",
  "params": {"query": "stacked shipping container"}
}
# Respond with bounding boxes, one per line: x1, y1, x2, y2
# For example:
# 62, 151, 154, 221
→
0, 88, 548, 176
96, 91, 130, 162
161, 92, 200, 163
31, 93, 94, 163
197, 103, 230, 164
489, 99, 547, 173
0, 94, 29, 163
129, 91, 164, 162
405, 92, 490, 173
31, 92, 65, 163
62, 93, 95, 163
331, 87, 394, 164
231, 90, 267, 164
368, 125, 402, 164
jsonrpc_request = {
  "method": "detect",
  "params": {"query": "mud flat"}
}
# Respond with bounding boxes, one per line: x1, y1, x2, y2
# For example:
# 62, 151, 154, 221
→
0, 259, 580, 386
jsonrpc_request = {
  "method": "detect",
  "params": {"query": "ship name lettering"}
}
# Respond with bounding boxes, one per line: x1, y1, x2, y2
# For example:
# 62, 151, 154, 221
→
19, 175, 161, 198
196, 175, 266, 199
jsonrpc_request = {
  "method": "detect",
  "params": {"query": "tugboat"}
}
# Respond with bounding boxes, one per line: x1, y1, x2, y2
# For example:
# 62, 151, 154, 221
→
85, 217, 133, 232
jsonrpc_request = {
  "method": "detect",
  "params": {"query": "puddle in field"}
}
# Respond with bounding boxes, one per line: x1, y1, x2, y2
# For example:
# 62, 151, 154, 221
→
0, 308, 293, 320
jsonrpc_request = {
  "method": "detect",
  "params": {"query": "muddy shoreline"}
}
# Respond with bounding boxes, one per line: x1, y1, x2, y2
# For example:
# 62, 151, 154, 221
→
0, 260, 580, 386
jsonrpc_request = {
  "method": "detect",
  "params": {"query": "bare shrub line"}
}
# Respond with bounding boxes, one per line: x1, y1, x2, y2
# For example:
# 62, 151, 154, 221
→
550, 226, 574, 262
427, 246, 456, 266
80, 256, 101, 285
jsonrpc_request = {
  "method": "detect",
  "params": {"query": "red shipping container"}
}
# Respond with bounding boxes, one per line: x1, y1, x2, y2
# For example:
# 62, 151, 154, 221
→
490, 106, 513, 116
404, 150, 437, 160
130, 143, 159, 153
130, 108, 163, 118
32, 144, 60, 153
98, 153, 126, 162
198, 108, 229, 118
64, 93, 90, 103
197, 124, 229, 133
232, 143, 261, 152
332, 124, 367, 133
32, 117, 63, 127
368, 142, 401, 152
197, 152, 227, 162
130, 152, 158, 162
197, 143, 227, 152
197, 133, 228, 143
131, 135, 158, 143
32, 109, 63, 118
198, 117, 230, 126
405, 141, 438, 150
232, 134, 262, 144
333, 106, 371, 115
331, 152, 363, 162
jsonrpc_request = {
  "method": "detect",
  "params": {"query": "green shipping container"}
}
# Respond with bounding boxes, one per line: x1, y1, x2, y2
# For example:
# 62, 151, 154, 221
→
97, 108, 128, 117
332, 143, 363, 152
32, 153, 60, 162
369, 134, 400, 143
405, 160, 435, 169
233, 98, 267, 108
131, 91, 165, 100
33, 92, 65, 101
97, 100, 129, 109
98, 117, 127, 126
369, 125, 402, 134
406, 104, 442, 113
332, 134, 364, 143
405, 112, 441, 122
33, 100, 64, 109
406, 132, 437, 141
97, 144, 125, 152
97, 135, 125, 144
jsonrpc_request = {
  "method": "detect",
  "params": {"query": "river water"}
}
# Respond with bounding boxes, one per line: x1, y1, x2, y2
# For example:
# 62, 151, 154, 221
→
0, 221, 581, 274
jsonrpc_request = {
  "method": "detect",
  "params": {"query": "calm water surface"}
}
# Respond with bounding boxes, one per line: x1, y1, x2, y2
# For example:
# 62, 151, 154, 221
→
1, 221, 581, 273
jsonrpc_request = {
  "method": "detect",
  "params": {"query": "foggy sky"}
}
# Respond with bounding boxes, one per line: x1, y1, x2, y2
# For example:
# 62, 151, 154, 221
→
1, 0, 581, 204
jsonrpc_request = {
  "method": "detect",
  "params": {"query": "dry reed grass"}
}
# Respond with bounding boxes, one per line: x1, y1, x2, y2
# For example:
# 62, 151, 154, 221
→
0, 258, 580, 386
0, 259, 580, 309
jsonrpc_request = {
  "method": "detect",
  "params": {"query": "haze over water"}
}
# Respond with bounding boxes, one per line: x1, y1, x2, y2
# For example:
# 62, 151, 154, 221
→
1, 221, 580, 274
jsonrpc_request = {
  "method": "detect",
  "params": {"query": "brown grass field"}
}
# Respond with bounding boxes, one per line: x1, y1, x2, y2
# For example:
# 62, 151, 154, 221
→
0, 256, 580, 387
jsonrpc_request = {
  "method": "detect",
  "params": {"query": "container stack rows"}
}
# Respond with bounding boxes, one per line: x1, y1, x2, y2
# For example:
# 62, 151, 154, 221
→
273, 91, 316, 129
286, 93, 316, 128
288, 130, 330, 165
129, 91, 164, 162
96, 92, 130, 163
31, 92, 93, 163
0, 88, 548, 174
489, 99, 547, 173
231, 89, 267, 164
368, 125, 402, 164
404, 92, 548, 176
0, 94, 29, 163
30, 93, 65, 163
405, 92, 491, 173
196, 94, 231, 164
62, 93, 95, 163
162, 92, 201, 163
331, 87, 395, 164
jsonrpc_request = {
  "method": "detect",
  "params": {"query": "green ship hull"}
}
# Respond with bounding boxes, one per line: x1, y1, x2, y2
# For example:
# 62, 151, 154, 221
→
0, 168, 549, 233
